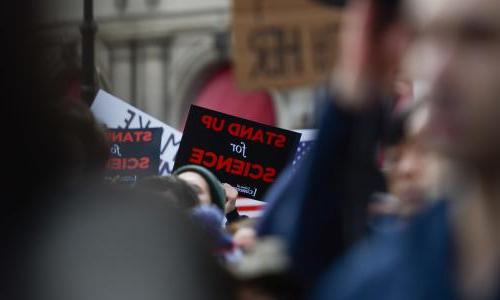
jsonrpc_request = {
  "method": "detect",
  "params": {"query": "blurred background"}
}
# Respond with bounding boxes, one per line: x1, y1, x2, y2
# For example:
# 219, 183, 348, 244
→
36, 0, 322, 131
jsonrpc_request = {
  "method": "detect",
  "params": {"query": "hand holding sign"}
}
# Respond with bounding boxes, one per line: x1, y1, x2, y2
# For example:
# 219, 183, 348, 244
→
223, 183, 239, 214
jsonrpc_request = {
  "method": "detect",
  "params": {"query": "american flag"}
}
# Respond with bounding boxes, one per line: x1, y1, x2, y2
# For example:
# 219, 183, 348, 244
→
236, 129, 318, 218
292, 129, 317, 168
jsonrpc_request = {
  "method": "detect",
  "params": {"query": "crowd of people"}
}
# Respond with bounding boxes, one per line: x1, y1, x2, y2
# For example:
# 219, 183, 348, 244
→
3, 0, 500, 299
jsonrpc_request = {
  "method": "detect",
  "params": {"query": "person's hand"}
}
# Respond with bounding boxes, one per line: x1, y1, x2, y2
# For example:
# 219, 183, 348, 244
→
223, 183, 238, 214
332, 0, 375, 110
331, 0, 407, 111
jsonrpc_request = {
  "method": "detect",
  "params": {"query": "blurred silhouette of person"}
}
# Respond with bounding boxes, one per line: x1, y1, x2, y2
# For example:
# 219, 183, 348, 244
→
310, 0, 500, 298
369, 98, 452, 233
24, 188, 235, 300
257, 0, 408, 290
50, 102, 109, 184
2, 3, 235, 300
190, 203, 241, 264
134, 176, 199, 211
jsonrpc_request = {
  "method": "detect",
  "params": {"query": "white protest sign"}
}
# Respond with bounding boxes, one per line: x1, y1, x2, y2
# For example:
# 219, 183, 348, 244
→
91, 90, 182, 175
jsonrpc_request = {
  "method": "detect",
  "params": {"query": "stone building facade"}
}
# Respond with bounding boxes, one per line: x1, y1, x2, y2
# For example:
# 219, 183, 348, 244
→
39, 0, 320, 130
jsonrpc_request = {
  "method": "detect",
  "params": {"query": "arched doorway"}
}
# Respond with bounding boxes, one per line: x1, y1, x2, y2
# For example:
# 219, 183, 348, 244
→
194, 66, 276, 126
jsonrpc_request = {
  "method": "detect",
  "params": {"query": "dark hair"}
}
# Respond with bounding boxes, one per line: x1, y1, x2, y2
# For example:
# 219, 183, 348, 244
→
312, 0, 402, 32
313, 0, 348, 7
373, 0, 403, 34
381, 112, 407, 147
381, 99, 427, 147
313, 0, 400, 10
60, 102, 109, 172
134, 176, 199, 211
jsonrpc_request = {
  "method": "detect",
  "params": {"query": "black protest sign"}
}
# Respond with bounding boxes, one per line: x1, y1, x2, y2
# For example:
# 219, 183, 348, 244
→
174, 105, 301, 199
105, 128, 163, 184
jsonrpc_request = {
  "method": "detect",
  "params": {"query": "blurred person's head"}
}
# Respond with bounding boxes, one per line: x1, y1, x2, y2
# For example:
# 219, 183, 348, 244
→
4, 1, 108, 199
173, 165, 226, 212
3, 3, 233, 300
325, 0, 408, 107
134, 176, 199, 211
403, 0, 500, 168
383, 101, 448, 217
190, 204, 234, 257
50, 102, 109, 181
136, 174, 234, 260
401, 2, 500, 297
19, 187, 235, 300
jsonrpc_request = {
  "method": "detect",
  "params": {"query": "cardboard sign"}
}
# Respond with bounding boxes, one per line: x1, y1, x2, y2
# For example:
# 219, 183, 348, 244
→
232, 0, 342, 90
174, 105, 301, 200
104, 128, 162, 184
91, 90, 182, 175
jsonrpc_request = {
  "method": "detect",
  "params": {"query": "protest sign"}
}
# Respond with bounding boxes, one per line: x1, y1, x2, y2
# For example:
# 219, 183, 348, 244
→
91, 90, 182, 175
232, 0, 342, 90
174, 105, 301, 200
104, 128, 162, 184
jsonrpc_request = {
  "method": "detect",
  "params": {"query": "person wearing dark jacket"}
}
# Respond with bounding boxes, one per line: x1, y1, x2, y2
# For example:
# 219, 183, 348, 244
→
309, 0, 500, 297
257, 0, 406, 289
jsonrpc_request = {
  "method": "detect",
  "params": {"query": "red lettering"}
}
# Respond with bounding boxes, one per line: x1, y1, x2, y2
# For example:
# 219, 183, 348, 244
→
226, 123, 287, 149
142, 131, 152, 142
106, 158, 122, 170
183, 149, 277, 184
231, 159, 245, 175
274, 134, 286, 148
212, 118, 225, 132
133, 131, 142, 141
228, 123, 241, 137
216, 155, 233, 173
106, 157, 151, 170
127, 158, 139, 169
265, 131, 277, 145
240, 125, 253, 139
201, 115, 212, 129
189, 147, 204, 164
204, 152, 217, 168
263, 167, 276, 183
249, 164, 264, 180
123, 132, 134, 142
139, 157, 150, 169
107, 130, 155, 143
107, 131, 123, 143
252, 129, 264, 144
